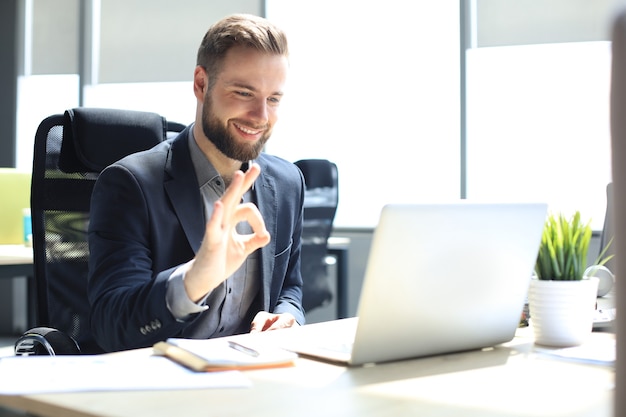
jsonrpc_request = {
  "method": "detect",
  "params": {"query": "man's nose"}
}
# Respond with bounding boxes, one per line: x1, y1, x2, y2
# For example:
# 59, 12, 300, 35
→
249, 98, 269, 123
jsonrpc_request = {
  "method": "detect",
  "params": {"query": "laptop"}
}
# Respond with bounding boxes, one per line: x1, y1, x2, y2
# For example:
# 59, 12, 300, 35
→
284, 202, 548, 366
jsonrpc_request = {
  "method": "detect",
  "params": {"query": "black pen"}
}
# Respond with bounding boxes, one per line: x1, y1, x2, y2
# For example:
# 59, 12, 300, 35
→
228, 340, 260, 357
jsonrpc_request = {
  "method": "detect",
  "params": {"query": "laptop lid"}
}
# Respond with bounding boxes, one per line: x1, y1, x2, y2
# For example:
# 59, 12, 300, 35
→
287, 202, 547, 366
347, 202, 547, 365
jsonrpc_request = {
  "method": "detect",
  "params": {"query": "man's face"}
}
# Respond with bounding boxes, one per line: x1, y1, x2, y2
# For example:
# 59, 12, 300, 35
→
201, 45, 288, 161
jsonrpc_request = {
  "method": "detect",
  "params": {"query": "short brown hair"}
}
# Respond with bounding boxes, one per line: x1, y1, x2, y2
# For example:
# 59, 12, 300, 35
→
196, 14, 289, 87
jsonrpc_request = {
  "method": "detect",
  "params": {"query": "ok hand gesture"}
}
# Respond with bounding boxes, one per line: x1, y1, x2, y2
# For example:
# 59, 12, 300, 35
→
183, 163, 270, 302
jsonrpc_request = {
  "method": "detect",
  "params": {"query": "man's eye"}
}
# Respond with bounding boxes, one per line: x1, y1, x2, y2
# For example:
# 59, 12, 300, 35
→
236, 91, 252, 97
268, 97, 281, 104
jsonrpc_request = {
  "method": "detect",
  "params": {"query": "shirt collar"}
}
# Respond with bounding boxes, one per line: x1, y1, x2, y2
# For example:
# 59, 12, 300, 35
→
187, 124, 255, 189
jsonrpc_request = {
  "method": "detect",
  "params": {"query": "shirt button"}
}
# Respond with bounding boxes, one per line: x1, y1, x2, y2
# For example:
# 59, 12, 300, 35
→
219, 326, 224, 333
228, 287, 232, 294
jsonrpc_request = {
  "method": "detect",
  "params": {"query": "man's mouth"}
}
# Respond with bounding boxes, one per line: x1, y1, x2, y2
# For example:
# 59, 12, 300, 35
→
234, 122, 264, 136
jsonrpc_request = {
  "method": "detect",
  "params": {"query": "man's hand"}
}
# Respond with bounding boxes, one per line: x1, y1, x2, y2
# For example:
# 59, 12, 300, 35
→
250, 312, 298, 333
183, 163, 271, 302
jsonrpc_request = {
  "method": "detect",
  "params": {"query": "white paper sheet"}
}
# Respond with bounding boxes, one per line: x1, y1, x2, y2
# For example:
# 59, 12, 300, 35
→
0, 353, 250, 395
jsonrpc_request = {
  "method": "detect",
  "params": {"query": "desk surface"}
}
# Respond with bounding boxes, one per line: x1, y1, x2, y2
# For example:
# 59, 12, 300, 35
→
0, 320, 614, 417
0, 244, 33, 266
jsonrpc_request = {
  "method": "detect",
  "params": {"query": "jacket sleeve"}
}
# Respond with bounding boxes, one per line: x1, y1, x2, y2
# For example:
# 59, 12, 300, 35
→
87, 162, 193, 352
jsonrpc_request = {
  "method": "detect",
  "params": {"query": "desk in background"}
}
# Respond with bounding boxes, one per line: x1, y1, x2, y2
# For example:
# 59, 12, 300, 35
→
0, 245, 35, 331
0, 239, 349, 333
0, 321, 614, 417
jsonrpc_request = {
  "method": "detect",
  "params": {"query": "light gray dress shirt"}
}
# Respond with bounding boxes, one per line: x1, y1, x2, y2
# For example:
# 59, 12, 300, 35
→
165, 126, 260, 337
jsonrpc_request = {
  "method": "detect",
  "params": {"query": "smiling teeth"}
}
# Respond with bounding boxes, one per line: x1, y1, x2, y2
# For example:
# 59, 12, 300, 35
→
236, 123, 259, 135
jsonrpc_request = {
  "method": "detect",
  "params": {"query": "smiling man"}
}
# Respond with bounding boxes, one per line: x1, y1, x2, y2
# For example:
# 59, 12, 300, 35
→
87, 14, 305, 352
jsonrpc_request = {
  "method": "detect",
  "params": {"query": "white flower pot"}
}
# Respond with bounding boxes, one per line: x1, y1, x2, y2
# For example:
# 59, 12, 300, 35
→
527, 277, 599, 347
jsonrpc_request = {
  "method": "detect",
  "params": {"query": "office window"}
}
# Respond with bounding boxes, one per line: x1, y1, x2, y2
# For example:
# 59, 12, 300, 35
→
14, 0, 621, 231
475, 0, 620, 47
466, 41, 612, 230
15, 0, 80, 170
15, 0, 261, 170
30, 0, 80, 75
16, 75, 80, 170
266, 0, 461, 228
98, 0, 261, 83
466, 0, 622, 230
87, 0, 261, 123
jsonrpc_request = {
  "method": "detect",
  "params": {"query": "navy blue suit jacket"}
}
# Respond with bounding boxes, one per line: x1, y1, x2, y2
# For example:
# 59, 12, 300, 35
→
87, 127, 305, 352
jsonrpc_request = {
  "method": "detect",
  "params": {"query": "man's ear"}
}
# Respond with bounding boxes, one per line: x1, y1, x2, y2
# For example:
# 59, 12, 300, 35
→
193, 66, 208, 99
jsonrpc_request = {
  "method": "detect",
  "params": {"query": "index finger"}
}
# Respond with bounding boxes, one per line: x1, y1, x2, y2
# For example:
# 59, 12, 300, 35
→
220, 163, 261, 211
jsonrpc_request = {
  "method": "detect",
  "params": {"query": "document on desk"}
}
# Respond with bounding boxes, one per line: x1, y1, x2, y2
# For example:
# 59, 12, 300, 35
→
0, 353, 250, 395
154, 337, 298, 372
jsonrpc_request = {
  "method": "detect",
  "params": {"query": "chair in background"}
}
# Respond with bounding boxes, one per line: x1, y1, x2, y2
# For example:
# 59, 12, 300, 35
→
294, 159, 339, 313
15, 108, 184, 355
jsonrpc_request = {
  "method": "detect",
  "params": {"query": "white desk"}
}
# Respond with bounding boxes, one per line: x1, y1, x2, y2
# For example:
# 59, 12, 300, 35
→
0, 321, 614, 417
0, 244, 33, 267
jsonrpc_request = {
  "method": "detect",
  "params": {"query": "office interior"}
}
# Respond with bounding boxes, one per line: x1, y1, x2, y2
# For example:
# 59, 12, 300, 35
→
0, 0, 625, 333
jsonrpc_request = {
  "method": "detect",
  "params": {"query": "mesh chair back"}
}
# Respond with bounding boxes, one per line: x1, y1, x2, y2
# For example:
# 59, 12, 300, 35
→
294, 159, 339, 312
31, 108, 184, 353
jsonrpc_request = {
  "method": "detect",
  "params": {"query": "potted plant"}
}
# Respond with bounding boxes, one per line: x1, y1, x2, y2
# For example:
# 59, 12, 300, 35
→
528, 211, 613, 347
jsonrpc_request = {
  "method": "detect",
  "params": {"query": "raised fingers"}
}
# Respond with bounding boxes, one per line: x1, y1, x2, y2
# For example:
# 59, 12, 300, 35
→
220, 163, 261, 212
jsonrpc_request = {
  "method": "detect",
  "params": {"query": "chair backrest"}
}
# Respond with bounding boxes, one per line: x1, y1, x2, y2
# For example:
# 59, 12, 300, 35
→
294, 159, 339, 312
31, 107, 184, 353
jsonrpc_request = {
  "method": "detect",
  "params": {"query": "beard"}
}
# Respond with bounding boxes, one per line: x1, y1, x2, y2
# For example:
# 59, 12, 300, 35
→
201, 95, 270, 162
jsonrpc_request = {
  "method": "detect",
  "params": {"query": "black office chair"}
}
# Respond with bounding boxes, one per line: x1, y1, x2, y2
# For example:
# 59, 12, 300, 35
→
294, 159, 339, 313
14, 107, 185, 355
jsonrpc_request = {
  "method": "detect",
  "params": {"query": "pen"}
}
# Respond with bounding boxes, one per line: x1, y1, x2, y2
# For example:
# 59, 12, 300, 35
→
228, 340, 260, 357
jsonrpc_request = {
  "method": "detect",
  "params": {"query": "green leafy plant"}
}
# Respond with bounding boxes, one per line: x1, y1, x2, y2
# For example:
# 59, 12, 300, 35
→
535, 211, 613, 281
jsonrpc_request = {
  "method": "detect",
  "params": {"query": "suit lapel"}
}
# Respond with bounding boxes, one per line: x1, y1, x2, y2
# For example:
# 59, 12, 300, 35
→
163, 130, 205, 254
255, 158, 277, 310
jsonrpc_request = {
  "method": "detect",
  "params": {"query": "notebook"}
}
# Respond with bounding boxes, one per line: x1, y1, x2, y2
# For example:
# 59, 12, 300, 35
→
284, 202, 548, 366
154, 338, 297, 372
